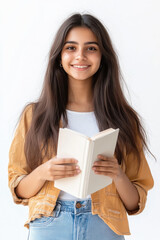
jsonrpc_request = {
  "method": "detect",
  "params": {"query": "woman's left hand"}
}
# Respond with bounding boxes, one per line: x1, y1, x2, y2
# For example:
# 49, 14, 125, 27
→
92, 154, 124, 181
92, 155, 140, 211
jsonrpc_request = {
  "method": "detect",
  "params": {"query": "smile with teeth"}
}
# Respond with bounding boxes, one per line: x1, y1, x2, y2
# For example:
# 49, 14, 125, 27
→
71, 65, 90, 69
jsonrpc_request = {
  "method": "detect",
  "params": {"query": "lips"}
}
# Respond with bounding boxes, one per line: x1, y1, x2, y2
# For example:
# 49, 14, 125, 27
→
71, 64, 90, 70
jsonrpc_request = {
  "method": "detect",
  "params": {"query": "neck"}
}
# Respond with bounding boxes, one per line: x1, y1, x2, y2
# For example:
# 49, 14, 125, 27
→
67, 78, 94, 112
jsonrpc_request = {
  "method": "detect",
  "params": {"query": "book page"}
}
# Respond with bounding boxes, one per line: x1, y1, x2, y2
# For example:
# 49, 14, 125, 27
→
86, 129, 119, 195
91, 128, 115, 141
54, 128, 89, 198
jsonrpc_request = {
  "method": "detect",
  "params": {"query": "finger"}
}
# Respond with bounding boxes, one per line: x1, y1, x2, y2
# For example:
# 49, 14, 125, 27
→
92, 167, 117, 174
92, 165, 119, 174
52, 164, 80, 171
97, 155, 116, 162
52, 169, 81, 176
94, 170, 114, 177
93, 160, 117, 167
53, 173, 79, 180
51, 158, 78, 165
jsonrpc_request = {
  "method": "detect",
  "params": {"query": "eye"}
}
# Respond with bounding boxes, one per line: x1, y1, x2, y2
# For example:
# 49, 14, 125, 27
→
87, 46, 97, 51
66, 46, 76, 50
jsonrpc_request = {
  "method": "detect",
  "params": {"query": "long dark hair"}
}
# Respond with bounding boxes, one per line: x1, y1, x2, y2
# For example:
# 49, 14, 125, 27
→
24, 13, 150, 170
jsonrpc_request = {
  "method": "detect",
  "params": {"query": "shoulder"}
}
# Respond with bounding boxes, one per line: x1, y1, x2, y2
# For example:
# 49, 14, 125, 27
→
16, 104, 34, 137
22, 103, 33, 118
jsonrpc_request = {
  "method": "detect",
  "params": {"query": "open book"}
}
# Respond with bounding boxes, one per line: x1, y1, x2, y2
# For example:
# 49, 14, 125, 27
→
54, 128, 119, 198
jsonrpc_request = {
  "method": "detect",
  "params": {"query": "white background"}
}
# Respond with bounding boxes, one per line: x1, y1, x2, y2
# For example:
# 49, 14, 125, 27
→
1, 0, 160, 239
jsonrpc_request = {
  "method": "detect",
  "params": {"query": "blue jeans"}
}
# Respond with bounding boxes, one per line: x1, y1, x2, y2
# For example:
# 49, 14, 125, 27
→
28, 199, 125, 240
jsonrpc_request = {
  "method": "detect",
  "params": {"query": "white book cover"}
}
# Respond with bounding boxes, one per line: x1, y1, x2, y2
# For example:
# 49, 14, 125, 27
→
54, 128, 119, 198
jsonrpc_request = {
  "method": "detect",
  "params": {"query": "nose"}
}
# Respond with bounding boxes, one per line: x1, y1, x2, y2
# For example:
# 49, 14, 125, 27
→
75, 49, 86, 60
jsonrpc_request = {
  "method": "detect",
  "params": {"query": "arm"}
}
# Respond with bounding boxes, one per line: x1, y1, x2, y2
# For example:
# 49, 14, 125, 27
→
8, 105, 80, 203
92, 155, 139, 211
92, 151, 154, 213
15, 157, 80, 199
113, 167, 140, 211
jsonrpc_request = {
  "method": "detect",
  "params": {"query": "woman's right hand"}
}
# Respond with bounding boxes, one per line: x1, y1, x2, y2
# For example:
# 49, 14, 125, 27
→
15, 156, 81, 199
38, 157, 81, 181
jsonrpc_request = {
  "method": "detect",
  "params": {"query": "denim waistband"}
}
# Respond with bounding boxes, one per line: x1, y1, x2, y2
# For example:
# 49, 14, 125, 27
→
53, 199, 92, 215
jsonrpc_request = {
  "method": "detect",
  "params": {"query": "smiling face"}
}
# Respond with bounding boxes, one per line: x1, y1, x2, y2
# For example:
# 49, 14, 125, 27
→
61, 27, 102, 82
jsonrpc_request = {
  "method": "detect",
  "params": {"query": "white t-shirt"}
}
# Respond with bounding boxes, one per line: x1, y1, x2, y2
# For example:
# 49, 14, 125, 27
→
58, 109, 99, 201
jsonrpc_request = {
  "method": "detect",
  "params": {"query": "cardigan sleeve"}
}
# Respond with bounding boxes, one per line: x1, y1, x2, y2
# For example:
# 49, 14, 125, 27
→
124, 144, 154, 215
8, 105, 33, 205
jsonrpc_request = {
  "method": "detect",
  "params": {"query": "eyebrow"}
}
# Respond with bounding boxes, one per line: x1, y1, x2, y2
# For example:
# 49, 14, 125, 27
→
64, 41, 99, 46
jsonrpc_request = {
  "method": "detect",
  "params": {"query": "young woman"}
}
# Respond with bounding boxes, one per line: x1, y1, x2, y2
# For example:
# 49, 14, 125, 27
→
8, 13, 154, 240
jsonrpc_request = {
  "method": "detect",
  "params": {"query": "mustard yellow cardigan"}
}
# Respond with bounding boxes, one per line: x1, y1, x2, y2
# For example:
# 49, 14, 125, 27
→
8, 105, 154, 235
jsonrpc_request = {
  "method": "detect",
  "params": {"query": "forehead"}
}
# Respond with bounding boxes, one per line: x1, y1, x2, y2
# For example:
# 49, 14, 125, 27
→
65, 27, 98, 42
